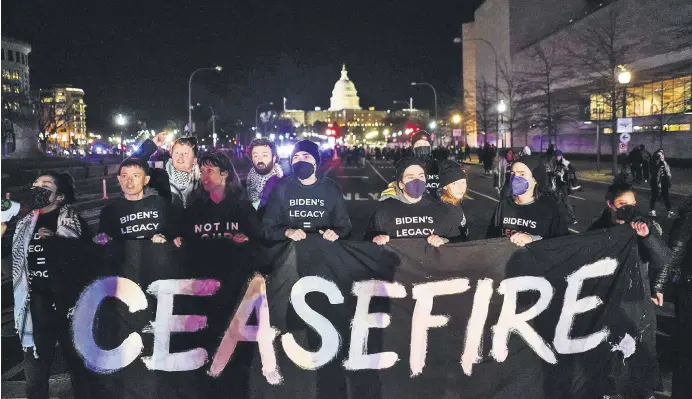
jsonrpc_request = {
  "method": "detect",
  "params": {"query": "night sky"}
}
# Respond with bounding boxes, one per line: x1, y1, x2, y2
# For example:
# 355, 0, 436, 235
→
2, 0, 481, 132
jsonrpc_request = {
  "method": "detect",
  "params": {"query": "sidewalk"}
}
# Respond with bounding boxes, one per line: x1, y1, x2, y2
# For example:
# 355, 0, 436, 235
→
459, 154, 692, 196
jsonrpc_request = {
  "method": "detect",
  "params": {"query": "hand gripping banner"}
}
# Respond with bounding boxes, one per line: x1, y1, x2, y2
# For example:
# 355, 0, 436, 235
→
51, 225, 657, 399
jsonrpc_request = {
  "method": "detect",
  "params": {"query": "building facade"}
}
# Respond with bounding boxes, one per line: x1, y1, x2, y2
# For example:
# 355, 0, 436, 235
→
39, 86, 87, 152
280, 65, 388, 131
2, 35, 31, 111
463, 0, 692, 158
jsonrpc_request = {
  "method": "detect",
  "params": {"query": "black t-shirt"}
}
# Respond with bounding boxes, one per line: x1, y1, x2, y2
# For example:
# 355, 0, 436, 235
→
27, 210, 91, 294
182, 196, 261, 241
261, 176, 352, 241
98, 194, 173, 239
486, 195, 569, 239
425, 160, 440, 198
364, 194, 458, 241
438, 202, 470, 242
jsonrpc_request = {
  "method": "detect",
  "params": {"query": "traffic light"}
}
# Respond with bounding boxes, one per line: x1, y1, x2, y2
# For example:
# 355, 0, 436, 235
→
405, 123, 419, 135
325, 123, 340, 137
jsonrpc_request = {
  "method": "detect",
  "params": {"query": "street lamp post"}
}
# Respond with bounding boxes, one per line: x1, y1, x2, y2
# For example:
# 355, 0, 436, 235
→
188, 66, 222, 139
454, 37, 500, 142
115, 113, 127, 160
255, 102, 274, 139
393, 99, 414, 110
497, 100, 507, 149
452, 114, 462, 147
411, 82, 438, 143
612, 65, 631, 175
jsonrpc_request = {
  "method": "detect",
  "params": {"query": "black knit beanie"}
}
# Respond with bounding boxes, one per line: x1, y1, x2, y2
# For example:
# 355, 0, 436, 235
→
395, 157, 426, 183
514, 155, 547, 188
410, 130, 431, 147
291, 140, 321, 165
438, 160, 467, 189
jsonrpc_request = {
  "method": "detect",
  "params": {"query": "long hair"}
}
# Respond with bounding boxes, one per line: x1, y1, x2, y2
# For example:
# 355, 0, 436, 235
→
37, 170, 76, 205
198, 152, 245, 201
440, 187, 462, 206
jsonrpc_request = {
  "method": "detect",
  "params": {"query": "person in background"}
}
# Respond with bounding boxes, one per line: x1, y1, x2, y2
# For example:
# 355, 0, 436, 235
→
95, 158, 173, 244
486, 155, 569, 245
554, 150, 578, 224
649, 149, 674, 217
131, 134, 201, 210
437, 159, 470, 242
175, 152, 260, 246
261, 140, 351, 242
482, 143, 494, 175
245, 138, 283, 216
629, 145, 644, 183
366, 158, 458, 247
409, 131, 441, 197
3, 171, 92, 399
464, 145, 472, 161
588, 179, 671, 307
669, 195, 692, 399
493, 148, 513, 199
640, 144, 651, 183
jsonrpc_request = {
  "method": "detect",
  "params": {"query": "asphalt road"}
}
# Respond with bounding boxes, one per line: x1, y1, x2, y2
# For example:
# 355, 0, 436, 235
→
1, 155, 684, 398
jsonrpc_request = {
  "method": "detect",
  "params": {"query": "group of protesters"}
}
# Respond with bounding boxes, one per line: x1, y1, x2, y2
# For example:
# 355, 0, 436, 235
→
1, 128, 691, 399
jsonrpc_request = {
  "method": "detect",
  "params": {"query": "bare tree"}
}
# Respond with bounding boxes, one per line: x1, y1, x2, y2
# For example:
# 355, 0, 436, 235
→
476, 77, 495, 145
520, 43, 574, 152
498, 62, 528, 149
37, 96, 78, 153
567, 6, 640, 175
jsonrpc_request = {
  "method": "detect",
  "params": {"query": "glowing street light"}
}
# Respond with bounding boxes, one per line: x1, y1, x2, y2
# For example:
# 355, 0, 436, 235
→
429, 121, 437, 130
115, 114, 127, 126
452, 114, 462, 125
617, 66, 631, 84
496, 100, 507, 114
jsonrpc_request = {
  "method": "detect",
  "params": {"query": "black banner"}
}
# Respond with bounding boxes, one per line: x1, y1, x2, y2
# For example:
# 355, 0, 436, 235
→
48, 225, 657, 398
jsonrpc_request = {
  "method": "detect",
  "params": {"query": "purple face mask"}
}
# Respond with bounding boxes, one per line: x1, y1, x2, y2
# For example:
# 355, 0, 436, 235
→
403, 179, 426, 198
510, 175, 530, 196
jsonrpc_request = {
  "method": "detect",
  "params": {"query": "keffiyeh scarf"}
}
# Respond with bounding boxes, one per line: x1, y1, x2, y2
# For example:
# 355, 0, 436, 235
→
246, 164, 282, 203
12, 205, 82, 357
171, 169, 191, 189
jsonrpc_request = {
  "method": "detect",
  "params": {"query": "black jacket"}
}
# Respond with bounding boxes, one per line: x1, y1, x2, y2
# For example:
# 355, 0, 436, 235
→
668, 202, 692, 279
589, 209, 672, 293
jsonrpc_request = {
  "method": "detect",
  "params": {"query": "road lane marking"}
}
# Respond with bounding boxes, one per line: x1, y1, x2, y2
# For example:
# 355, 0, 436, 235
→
569, 228, 580, 234
569, 195, 586, 200
323, 164, 335, 176
1, 362, 24, 380
467, 189, 499, 203
367, 160, 390, 184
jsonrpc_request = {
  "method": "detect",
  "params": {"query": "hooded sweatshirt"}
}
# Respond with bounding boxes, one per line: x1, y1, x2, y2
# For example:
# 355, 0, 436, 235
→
364, 184, 460, 241
98, 187, 175, 239
261, 176, 351, 241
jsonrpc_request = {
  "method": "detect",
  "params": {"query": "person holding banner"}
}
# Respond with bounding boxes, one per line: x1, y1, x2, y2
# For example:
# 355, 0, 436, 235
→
486, 155, 569, 246
2, 171, 92, 399
95, 158, 174, 244
246, 138, 283, 216
436, 159, 470, 242
174, 152, 260, 245
589, 180, 671, 307
365, 158, 459, 247
261, 140, 351, 242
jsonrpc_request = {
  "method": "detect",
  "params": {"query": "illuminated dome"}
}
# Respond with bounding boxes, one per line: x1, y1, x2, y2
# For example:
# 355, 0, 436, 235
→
329, 64, 361, 111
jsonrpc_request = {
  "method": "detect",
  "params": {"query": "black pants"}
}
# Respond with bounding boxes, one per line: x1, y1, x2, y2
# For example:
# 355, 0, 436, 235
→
673, 280, 692, 399
650, 184, 671, 212
642, 161, 650, 181
631, 163, 643, 181
24, 295, 91, 399
558, 185, 576, 221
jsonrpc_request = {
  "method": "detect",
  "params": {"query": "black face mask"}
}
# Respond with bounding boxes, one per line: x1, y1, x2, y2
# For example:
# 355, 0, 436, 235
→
292, 161, 315, 180
30, 186, 54, 209
615, 204, 638, 222
413, 146, 431, 162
